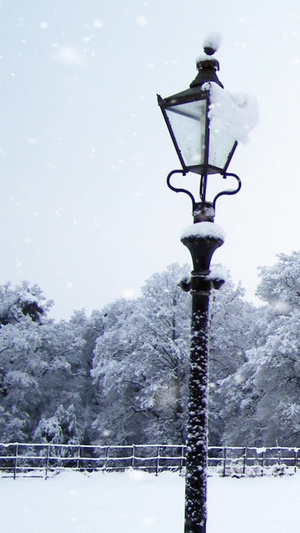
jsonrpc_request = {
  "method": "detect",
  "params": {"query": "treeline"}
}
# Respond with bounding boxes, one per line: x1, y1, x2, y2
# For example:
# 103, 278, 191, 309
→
1, 254, 300, 447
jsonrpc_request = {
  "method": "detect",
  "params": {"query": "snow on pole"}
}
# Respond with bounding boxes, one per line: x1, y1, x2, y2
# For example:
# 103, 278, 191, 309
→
181, 221, 226, 243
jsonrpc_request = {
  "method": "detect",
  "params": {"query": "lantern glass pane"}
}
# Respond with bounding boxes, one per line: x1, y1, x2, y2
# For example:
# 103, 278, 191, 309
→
165, 100, 207, 168
209, 127, 236, 170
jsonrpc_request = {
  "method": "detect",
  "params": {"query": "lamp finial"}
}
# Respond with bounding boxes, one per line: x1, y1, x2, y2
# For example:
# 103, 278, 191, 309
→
203, 32, 222, 56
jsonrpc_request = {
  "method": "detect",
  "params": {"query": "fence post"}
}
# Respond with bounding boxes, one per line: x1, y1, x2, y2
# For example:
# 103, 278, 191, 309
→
76, 445, 81, 470
261, 450, 265, 476
179, 445, 185, 476
278, 447, 282, 466
131, 445, 135, 469
243, 447, 247, 476
222, 447, 227, 477
45, 444, 50, 480
294, 448, 298, 473
155, 446, 160, 476
104, 446, 110, 472
13, 443, 19, 480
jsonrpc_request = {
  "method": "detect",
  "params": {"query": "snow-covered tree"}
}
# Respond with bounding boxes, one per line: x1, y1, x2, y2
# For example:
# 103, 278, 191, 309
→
256, 251, 300, 311
92, 264, 191, 444
219, 251, 300, 446
0, 281, 52, 326
0, 282, 89, 443
91, 297, 142, 444
208, 276, 257, 444
0, 263, 271, 447
67, 309, 104, 444
91, 263, 255, 445
32, 319, 87, 444
0, 317, 46, 441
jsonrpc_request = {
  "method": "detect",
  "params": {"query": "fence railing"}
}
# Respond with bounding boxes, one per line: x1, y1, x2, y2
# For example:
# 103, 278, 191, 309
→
0, 443, 299, 479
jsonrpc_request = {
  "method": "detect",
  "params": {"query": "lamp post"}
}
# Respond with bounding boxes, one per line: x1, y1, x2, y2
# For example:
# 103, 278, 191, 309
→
157, 37, 242, 533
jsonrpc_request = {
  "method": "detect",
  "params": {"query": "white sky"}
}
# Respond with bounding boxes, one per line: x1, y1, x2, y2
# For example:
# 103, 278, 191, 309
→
1, 0, 300, 319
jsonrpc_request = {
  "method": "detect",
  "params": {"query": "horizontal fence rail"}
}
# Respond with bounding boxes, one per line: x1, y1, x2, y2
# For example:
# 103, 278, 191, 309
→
0, 443, 299, 479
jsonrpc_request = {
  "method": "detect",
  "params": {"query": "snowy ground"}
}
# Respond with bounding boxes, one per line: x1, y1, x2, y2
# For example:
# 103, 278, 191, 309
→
1, 469, 300, 532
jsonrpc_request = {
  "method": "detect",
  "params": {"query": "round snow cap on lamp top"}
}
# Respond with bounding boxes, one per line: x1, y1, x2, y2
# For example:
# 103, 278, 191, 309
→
203, 32, 222, 56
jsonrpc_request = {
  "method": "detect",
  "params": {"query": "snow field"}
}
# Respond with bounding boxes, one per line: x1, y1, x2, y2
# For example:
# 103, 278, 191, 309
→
1, 469, 300, 532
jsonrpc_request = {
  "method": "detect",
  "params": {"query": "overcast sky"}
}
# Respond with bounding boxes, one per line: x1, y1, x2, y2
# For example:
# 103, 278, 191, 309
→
1, 0, 300, 319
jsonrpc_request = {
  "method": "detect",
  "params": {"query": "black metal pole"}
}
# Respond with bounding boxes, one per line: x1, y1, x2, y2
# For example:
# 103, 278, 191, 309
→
185, 288, 210, 532
181, 218, 224, 533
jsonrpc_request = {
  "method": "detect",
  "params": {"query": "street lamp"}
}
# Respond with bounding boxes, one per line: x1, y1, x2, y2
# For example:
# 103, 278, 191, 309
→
157, 35, 249, 533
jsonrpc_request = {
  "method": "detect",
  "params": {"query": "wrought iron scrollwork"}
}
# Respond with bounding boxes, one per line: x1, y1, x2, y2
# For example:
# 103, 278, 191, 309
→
167, 169, 241, 214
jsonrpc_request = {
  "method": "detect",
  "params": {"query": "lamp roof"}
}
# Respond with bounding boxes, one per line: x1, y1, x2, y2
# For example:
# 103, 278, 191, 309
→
158, 42, 223, 107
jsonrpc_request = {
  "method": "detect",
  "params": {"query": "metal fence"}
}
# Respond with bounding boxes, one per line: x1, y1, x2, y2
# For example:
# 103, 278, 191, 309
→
0, 443, 299, 479
0, 443, 186, 479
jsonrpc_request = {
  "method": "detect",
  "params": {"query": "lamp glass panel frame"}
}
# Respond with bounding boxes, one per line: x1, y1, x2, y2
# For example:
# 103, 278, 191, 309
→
159, 92, 237, 175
